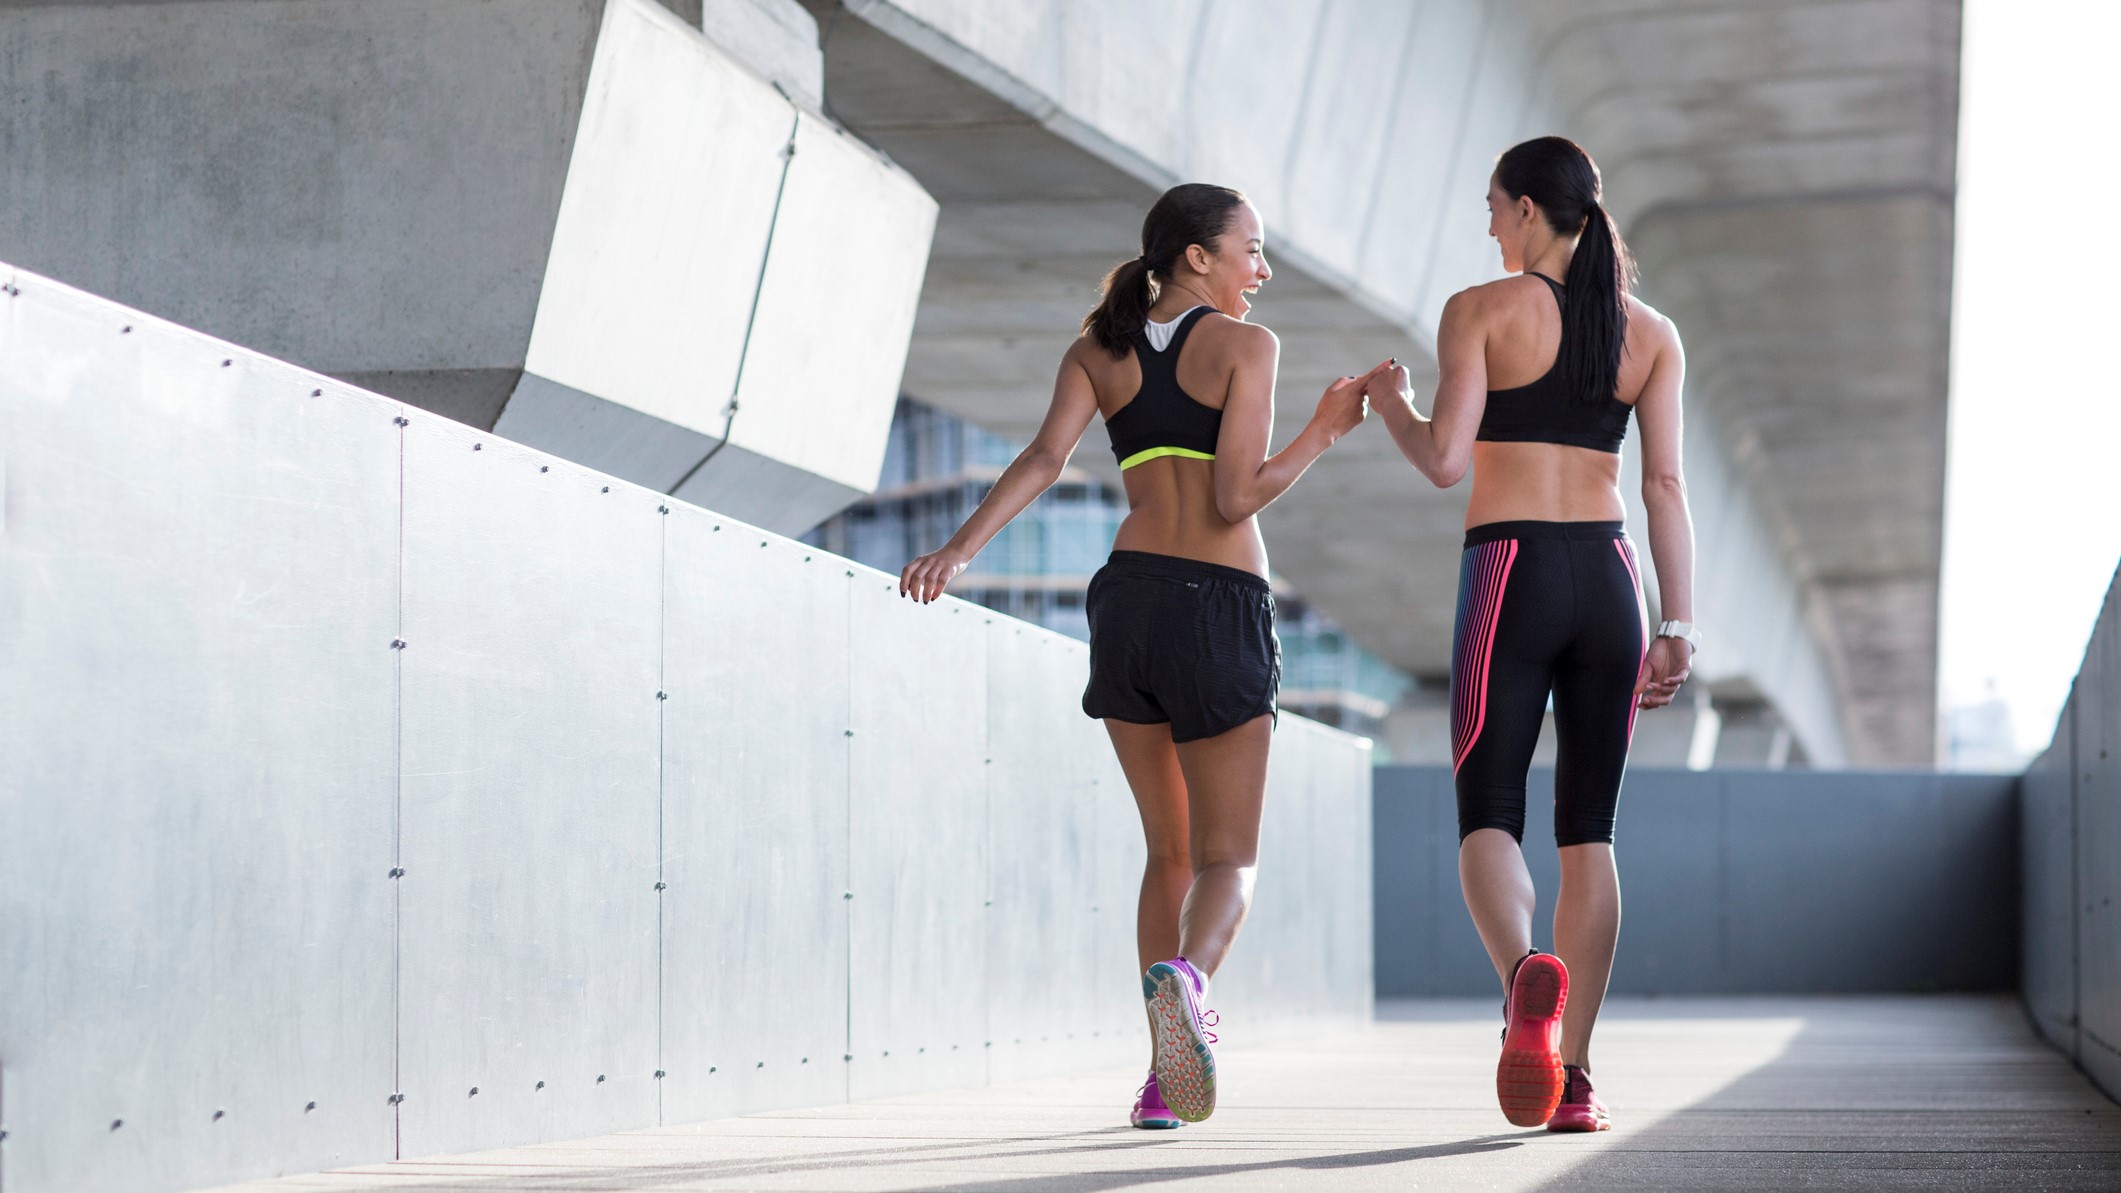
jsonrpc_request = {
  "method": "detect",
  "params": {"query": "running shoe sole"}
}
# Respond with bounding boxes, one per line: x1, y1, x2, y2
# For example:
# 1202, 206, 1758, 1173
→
1498, 953, 1568, 1127
1143, 962, 1216, 1123
1130, 1111, 1183, 1130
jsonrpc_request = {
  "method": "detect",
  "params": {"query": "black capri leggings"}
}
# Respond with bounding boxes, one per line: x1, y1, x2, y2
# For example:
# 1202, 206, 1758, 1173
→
1451, 520, 1648, 846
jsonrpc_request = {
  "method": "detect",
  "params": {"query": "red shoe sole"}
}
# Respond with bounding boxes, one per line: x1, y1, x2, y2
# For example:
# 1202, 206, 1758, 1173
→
1497, 954, 1568, 1126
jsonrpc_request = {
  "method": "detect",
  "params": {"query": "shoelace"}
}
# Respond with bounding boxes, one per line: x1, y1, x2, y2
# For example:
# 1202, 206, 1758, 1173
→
1197, 1007, 1220, 1045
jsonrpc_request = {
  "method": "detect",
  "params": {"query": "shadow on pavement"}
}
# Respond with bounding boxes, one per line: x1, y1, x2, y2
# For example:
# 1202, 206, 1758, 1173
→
1526, 998, 2121, 1192
901, 1132, 1535, 1193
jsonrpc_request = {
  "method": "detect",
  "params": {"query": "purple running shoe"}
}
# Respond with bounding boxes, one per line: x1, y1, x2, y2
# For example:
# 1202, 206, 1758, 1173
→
1129, 1070, 1182, 1129
1143, 957, 1218, 1123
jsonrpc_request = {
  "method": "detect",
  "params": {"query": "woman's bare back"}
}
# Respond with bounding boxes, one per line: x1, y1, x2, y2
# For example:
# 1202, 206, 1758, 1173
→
1071, 309, 1272, 576
1463, 277, 1675, 527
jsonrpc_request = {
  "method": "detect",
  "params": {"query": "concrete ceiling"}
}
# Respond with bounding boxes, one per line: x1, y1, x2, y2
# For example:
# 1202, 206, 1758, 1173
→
1523, 0, 1960, 763
806, 0, 1958, 765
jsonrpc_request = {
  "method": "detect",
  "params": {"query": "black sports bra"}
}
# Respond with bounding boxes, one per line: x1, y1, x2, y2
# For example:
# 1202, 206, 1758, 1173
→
1476, 273, 1633, 454
1105, 306, 1223, 470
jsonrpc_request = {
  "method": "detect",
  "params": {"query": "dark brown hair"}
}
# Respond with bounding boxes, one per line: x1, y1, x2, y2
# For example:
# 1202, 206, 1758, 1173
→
1082, 183, 1248, 357
1494, 137, 1637, 403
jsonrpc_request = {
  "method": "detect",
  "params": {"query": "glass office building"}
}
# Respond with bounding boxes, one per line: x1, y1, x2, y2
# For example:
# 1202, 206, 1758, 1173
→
807, 398, 1410, 740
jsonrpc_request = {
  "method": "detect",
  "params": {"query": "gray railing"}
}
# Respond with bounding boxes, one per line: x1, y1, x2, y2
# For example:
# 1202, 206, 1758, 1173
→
1375, 767, 2019, 998
2023, 562, 2121, 1101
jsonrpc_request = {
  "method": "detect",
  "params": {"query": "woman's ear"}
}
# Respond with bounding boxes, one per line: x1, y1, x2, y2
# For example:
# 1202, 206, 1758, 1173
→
1185, 243, 1213, 275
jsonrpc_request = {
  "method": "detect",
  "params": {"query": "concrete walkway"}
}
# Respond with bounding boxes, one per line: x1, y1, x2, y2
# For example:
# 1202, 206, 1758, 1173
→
213, 997, 2119, 1192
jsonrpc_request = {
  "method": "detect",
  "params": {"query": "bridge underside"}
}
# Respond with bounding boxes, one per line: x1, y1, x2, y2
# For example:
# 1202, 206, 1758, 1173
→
812, 0, 1957, 765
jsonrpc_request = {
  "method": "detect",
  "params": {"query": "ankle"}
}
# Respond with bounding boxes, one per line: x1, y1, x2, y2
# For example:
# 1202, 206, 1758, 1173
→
1172, 955, 1207, 995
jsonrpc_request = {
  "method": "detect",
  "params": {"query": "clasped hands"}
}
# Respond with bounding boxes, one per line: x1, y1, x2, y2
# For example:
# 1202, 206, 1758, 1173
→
1316, 359, 1693, 713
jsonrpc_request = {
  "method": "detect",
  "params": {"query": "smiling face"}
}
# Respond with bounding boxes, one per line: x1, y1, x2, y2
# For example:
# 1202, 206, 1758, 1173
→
1486, 175, 1541, 273
1172, 200, 1271, 318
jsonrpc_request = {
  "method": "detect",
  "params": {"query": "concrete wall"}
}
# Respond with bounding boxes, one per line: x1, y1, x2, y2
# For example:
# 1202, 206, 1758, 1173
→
0, 264, 1372, 1192
1374, 766, 2018, 998
2023, 562, 2121, 1102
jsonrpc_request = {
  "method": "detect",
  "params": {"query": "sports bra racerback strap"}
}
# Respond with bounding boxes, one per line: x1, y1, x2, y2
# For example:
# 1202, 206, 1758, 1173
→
1105, 306, 1225, 470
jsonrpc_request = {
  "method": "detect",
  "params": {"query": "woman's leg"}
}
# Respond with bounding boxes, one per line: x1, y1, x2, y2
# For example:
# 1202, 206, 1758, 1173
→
1461, 827, 1538, 985
1554, 843, 1620, 1069
1106, 719, 1193, 973
1170, 714, 1273, 977
1545, 534, 1648, 1072
1449, 536, 1558, 989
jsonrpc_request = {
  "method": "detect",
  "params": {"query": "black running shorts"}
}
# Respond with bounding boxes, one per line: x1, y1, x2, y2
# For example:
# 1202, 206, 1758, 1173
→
1082, 550, 1280, 743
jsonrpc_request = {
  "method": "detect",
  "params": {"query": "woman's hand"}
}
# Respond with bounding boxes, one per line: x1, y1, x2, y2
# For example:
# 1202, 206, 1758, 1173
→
1312, 368, 1378, 442
1636, 636, 1693, 709
899, 547, 970, 604
1366, 360, 1414, 408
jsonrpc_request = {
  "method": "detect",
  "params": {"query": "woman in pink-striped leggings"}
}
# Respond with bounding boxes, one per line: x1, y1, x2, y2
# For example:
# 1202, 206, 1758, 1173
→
1365, 136, 1698, 1133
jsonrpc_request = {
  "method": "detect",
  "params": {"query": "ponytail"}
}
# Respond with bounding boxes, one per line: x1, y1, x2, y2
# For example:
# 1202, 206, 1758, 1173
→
1561, 200, 1632, 407
1084, 256, 1158, 357
1495, 137, 1637, 404
1082, 183, 1248, 358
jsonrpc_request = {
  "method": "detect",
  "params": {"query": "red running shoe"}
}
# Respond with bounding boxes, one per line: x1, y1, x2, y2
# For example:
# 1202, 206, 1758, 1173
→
1547, 1064, 1611, 1132
1497, 950, 1568, 1126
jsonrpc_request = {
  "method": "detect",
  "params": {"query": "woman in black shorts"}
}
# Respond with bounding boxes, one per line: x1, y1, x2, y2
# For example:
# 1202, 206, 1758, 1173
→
1367, 137, 1698, 1132
901, 184, 1374, 1127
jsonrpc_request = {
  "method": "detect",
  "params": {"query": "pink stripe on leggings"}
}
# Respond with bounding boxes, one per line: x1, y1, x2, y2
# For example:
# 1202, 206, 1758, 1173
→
1453, 540, 1518, 773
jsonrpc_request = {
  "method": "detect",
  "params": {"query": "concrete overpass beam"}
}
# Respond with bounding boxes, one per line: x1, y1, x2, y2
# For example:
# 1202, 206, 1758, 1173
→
0, 0, 933, 536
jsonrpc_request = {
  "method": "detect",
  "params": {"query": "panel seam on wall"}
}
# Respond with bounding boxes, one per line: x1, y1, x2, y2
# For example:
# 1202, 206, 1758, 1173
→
842, 570, 854, 1103
656, 508, 668, 1126
392, 413, 406, 1161
2071, 693, 2082, 1051
981, 618, 994, 1087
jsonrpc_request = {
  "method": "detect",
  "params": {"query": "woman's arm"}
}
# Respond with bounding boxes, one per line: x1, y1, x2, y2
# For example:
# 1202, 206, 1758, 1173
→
1633, 318, 1696, 709
1369, 290, 1489, 488
899, 348, 1100, 603
1210, 324, 1375, 522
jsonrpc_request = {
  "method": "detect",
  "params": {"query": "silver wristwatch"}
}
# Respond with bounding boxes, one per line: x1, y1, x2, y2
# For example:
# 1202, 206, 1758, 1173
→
1656, 620, 1702, 650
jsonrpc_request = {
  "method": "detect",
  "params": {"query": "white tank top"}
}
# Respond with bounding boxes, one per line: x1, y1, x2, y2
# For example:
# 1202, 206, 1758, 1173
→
1143, 306, 1209, 353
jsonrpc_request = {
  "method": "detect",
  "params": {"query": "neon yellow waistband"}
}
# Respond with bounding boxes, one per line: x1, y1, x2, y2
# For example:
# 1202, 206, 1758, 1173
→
1119, 445, 1216, 470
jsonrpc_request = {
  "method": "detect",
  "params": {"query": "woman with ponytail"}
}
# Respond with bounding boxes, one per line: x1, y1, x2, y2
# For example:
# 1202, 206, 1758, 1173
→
1366, 137, 1697, 1133
900, 184, 1375, 1128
